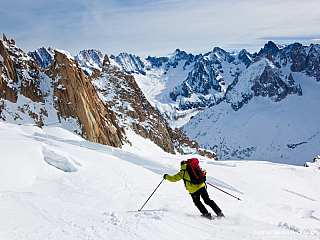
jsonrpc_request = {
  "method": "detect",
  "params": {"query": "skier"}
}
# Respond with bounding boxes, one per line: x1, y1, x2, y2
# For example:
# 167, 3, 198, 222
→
163, 160, 224, 219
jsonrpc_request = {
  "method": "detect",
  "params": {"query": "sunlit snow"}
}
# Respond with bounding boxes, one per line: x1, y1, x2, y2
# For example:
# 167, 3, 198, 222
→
1, 122, 319, 239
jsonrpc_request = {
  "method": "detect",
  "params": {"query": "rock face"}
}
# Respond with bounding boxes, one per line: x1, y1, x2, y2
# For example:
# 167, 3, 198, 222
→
170, 45, 305, 112
2, 35, 216, 158
287, 43, 320, 81
251, 65, 302, 101
226, 56, 303, 111
46, 50, 123, 147
1, 35, 123, 147
0, 35, 47, 126
168, 127, 218, 160
112, 52, 147, 75
91, 56, 175, 153
0, 37, 19, 103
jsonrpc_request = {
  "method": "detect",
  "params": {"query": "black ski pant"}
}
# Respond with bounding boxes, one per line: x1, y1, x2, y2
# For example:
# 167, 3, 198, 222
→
190, 186, 221, 215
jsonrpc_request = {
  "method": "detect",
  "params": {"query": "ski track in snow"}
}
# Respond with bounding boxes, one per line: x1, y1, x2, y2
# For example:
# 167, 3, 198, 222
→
1, 122, 320, 239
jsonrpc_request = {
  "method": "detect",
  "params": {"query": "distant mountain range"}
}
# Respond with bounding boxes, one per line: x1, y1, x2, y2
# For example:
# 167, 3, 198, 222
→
2, 33, 319, 164
112, 42, 320, 165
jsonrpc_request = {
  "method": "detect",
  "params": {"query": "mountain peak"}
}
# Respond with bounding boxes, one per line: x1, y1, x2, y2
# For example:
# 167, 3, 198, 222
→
74, 49, 103, 75
212, 46, 226, 53
27, 47, 54, 69
258, 41, 280, 56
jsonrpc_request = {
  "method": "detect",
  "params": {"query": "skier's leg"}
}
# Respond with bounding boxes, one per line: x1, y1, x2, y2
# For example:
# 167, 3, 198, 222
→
190, 190, 208, 214
200, 187, 222, 215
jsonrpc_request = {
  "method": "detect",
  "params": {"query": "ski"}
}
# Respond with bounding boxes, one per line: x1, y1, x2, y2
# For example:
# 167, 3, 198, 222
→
127, 209, 163, 213
201, 213, 214, 220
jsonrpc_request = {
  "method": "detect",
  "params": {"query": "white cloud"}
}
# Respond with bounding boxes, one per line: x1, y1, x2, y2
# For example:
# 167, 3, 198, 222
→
1, 0, 319, 57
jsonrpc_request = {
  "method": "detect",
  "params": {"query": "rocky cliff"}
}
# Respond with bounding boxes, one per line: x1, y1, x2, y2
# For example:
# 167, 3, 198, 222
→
46, 50, 123, 147
91, 56, 175, 154
2, 35, 215, 158
0, 34, 47, 126
1, 35, 123, 147
90, 55, 214, 157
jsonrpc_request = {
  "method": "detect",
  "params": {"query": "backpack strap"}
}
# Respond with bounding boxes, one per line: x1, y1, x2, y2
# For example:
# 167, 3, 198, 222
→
182, 169, 187, 187
181, 169, 191, 189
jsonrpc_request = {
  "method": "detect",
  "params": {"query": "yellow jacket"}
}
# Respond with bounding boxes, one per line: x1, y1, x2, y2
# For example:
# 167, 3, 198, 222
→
165, 163, 206, 194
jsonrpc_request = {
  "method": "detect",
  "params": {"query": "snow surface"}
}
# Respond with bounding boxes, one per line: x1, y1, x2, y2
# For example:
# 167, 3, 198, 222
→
1, 121, 320, 239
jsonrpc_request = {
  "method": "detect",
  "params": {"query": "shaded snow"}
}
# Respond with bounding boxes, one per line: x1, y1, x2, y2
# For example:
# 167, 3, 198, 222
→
42, 147, 78, 172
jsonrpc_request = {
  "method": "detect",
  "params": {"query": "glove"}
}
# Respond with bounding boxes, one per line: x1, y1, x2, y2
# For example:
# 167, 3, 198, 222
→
163, 174, 168, 179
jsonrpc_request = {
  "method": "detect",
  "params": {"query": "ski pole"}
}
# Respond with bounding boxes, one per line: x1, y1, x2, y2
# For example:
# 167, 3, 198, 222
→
207, 182, 241, 201
138, 178, 165, 211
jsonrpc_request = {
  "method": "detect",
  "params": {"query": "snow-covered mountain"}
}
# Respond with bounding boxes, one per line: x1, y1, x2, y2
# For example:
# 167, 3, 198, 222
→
26, 37, 320, 165
181, 43, 319, 164
1, 34, 214, 158
74, 49, 104, 75
109, 42, 308, 122
94, 42, 319, 165
27, 47, 55, 69
28, 48, 104, 76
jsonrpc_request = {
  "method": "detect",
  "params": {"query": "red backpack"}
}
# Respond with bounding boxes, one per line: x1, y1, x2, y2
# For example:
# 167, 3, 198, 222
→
185, 158, 206, 184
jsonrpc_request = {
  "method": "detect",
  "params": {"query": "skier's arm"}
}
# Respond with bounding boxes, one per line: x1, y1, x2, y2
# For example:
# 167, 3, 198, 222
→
164, 171, 184, 182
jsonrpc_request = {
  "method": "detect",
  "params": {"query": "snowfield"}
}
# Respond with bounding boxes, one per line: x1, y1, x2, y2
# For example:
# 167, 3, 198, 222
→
0, 122, 320, 239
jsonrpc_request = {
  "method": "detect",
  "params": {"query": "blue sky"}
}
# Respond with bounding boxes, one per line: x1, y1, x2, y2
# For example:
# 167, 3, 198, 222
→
1, 0, 320, 57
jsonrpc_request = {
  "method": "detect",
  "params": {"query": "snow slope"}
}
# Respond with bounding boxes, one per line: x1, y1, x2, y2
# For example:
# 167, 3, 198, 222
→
0, 121, 320, 239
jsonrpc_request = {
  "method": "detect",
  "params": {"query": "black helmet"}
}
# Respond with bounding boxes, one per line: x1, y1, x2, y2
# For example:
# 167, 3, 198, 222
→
180, 160, 187, 166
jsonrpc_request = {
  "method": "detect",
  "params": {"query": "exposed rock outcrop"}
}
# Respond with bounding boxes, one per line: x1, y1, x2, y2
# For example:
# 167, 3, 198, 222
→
0, 37, 19, 103
1, 35, 47, 126
91, 57, 175, 154
46, 50, 123, 147
168, 127, 218, 160
1, 35, 123, 146
288, 43, 320, 81
251, 66, 302, 102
